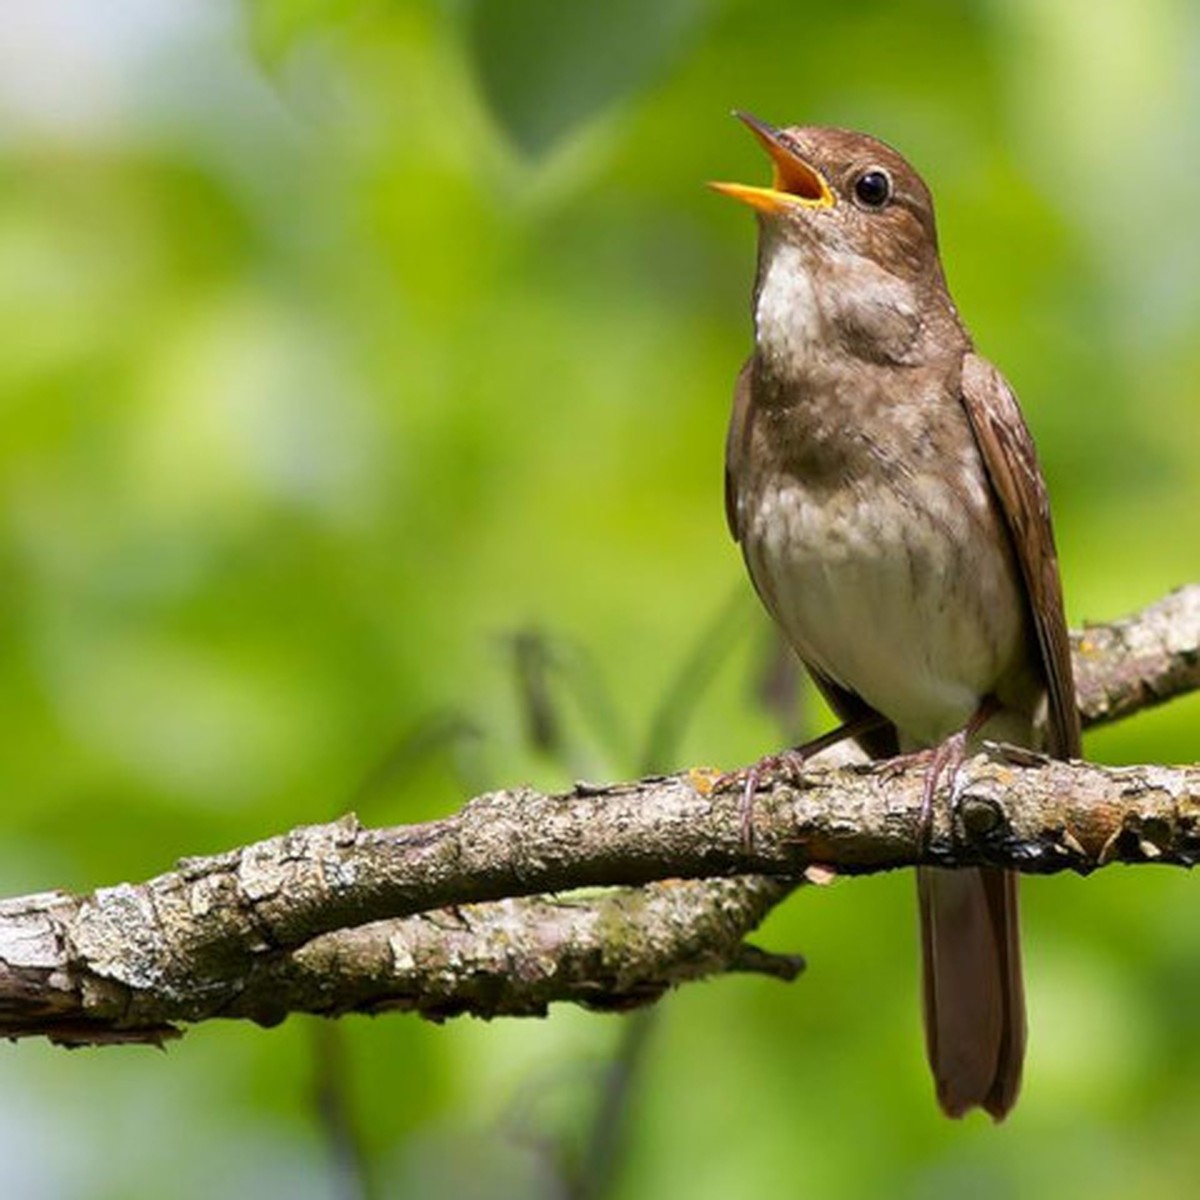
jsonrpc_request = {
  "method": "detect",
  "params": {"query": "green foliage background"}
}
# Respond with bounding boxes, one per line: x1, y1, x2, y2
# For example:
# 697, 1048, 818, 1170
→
1, 1, 1198, 1196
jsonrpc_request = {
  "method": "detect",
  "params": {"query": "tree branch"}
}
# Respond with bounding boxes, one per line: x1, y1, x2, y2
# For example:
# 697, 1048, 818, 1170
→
0, 585, 1196, 1045
0, 875, 799, 1045
1073, 584, 1200, 727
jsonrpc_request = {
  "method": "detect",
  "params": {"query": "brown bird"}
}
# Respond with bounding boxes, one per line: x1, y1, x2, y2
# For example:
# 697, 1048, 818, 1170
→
711, 114, 1080, 1120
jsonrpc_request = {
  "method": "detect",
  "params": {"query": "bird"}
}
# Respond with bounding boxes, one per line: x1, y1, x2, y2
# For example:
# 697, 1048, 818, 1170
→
710, 113, 1080, 1120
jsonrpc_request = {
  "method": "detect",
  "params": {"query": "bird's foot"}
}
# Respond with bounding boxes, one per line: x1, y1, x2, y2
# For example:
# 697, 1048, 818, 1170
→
718, 747, 813, 853
904, 697, 1001, 849
718, 713, 888, 853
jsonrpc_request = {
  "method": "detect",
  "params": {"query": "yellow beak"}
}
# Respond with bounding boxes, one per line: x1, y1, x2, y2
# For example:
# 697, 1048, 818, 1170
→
709, 111, 835, 214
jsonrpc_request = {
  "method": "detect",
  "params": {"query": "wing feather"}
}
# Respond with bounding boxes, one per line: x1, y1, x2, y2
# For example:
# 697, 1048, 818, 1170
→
959, 354, 1081, 759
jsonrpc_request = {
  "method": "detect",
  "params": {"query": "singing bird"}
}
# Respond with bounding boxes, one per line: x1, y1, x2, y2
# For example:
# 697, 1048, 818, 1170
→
712, 114, 1080, 1119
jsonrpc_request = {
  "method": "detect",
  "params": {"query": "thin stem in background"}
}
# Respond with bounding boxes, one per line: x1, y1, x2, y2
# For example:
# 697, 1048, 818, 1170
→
572, 588, 753, 1200
346, 708, 485, 821
504, 627, 636, 777
639, 586, 750, 775
311, 1021, 378, 1200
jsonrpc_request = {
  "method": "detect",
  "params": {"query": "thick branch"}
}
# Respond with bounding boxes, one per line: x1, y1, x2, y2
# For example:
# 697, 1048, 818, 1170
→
0, 586, 1196, 1045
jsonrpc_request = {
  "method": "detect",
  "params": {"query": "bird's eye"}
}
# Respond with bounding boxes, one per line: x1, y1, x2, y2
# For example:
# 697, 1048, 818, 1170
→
853, 169, 892, 209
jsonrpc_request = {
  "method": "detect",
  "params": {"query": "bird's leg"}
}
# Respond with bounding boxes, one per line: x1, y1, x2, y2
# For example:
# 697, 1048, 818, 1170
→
721, 711, 890, 852
914, 696, 1001, 849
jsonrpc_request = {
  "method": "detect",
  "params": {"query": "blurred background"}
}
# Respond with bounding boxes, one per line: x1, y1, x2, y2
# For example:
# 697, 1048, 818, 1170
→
0, 0, 1197, 1196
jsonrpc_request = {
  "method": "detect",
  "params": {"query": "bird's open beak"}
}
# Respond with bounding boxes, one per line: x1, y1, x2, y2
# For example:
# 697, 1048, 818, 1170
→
709, 111, 835, 214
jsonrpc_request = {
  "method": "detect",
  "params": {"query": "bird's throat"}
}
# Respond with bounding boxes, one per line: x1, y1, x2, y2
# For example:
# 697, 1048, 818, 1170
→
754, 239, 824, 379
754, 235, 945, 378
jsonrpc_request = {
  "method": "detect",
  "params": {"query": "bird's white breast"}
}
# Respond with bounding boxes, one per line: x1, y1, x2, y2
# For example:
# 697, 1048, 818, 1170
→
743, 467, 1024, 745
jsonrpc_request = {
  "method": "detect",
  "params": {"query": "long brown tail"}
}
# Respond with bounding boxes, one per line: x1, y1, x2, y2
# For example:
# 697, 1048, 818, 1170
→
917, 865, 1026, 1120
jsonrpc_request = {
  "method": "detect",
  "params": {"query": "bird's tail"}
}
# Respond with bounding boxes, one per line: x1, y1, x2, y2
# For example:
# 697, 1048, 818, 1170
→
916, 864, 1026, 1120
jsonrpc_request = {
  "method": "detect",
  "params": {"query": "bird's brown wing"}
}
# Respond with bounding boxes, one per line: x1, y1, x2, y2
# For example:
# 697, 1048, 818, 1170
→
958, 353, 1081, 760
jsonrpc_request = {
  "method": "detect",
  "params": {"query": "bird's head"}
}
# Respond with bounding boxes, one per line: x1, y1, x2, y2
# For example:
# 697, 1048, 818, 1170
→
711, 114, 960, 369
710, 113, 941, 282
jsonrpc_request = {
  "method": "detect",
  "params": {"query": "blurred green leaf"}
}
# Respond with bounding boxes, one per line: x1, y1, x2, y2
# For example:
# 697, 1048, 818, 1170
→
464, 0, 711, 155
245, 0, 367, 70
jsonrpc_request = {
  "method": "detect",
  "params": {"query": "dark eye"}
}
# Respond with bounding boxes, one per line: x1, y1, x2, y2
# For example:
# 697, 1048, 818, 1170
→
853, 169, 892, 208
